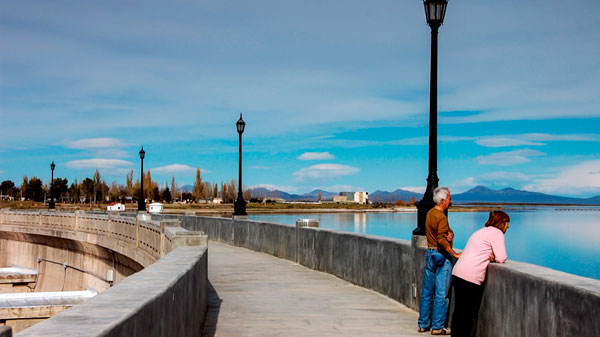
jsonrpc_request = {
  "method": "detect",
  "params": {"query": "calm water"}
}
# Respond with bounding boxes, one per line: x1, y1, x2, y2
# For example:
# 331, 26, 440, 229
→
249, 207, 600, 280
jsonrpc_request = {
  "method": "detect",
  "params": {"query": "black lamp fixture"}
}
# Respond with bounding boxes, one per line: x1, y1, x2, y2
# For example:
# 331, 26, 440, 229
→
49, 161, 56, 209
414, 0, 448, 235
138, 147, 146, 211
233, 114, 247, 216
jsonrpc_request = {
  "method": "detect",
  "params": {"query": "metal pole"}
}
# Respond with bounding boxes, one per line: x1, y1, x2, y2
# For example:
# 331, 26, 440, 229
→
139, 157, 145, 211
49, 165, 55, 209
414, 23, 440, 235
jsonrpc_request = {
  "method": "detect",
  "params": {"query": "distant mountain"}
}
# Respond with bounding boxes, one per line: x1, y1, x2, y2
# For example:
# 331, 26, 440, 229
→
369, 189, 422, 203
248, 188, 337, 201
454, 186, 600, 205
245, 185, 600, 205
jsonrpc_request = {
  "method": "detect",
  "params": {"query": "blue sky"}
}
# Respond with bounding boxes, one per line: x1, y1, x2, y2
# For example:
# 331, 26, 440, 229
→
1, 0, 599, 197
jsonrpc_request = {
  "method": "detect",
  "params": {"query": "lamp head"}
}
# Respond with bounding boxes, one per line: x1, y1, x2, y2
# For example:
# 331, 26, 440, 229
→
139, 147, 145, 160
424, 0, 448, 28
50, 161, 55, 171
236, 114, 245, 134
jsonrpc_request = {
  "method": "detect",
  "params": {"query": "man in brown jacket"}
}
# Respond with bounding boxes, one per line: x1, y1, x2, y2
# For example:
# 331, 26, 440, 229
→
418, 187, 461, 335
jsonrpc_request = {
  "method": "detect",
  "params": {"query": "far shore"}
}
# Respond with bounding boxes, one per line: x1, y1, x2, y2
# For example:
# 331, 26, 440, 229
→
6, 200, 589, 215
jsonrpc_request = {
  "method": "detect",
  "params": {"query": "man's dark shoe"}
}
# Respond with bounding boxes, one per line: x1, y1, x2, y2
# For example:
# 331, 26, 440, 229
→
431, 327, 451, 335
418, 327, 430, 333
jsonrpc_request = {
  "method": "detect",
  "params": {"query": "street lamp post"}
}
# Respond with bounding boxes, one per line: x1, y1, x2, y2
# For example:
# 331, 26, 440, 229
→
233, 114, 247, 216
49, 161, 55, 209
414, 0, 448, 236
138, 147, 146, 212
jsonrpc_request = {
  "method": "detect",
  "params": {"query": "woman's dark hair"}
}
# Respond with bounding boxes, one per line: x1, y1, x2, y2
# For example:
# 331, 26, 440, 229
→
485, 210, 510, 230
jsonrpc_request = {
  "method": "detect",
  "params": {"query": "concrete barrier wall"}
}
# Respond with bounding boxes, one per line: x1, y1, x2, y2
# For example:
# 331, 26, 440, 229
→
166, 214, 600, 337
18, 246, 208, 337
0, 210, 209, 337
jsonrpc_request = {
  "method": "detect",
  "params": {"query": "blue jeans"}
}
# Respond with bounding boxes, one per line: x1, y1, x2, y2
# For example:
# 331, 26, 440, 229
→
418, 249, 453, 330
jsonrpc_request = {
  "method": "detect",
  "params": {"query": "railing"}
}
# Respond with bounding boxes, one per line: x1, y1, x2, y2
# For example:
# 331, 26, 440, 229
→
0, 210, 192, 267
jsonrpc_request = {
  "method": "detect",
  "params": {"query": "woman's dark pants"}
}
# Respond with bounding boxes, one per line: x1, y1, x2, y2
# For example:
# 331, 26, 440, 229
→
451, 276, 484, 337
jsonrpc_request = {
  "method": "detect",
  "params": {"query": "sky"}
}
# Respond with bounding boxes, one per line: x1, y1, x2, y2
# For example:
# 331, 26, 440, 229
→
1, 0, 600, 197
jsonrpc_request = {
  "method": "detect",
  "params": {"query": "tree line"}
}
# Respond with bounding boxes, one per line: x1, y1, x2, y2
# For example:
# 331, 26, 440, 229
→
1, 167, 241, 204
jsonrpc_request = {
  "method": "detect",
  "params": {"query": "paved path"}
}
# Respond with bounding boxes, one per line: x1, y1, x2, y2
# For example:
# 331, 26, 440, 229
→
201, 241, 423, 337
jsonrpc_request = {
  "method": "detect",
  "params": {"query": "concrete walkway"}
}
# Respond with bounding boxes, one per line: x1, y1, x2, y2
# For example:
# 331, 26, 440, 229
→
201, 241, 424, 337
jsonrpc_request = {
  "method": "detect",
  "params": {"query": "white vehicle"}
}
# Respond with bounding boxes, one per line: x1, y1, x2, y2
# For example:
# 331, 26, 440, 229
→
149, 202, 164, 214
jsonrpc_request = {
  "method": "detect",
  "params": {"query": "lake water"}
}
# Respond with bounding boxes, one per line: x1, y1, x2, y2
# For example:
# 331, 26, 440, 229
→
249, 206, 600, 280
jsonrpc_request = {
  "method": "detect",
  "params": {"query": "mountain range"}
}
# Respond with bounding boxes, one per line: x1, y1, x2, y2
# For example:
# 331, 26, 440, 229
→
246, 186, 600, 205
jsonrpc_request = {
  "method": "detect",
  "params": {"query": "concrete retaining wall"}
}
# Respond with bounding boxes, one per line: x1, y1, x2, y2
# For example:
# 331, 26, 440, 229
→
0, 210, 209, 337
158, 214, 600, 337
17, 246, 208, 337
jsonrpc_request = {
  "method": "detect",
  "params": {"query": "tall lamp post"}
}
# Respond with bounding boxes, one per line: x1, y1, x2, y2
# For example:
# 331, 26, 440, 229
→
138, 147, 146, 211
414, 0, 448, 235
233, 114, 247, 216
49, 161, 55, 209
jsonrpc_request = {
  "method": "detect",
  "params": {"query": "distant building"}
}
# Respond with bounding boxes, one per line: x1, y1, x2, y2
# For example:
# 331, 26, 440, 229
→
212, 198, 223, 204
338, 192, 369, 205
107, 202, 125, 212
333, 195, 348, 203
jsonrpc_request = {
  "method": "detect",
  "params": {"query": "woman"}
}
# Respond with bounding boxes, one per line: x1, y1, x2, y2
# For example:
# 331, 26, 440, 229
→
451, 211, 510, 337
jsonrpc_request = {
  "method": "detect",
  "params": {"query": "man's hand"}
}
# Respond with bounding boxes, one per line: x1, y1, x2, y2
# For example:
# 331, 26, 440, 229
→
447, 232, 454, 242
489, 252, 496, 262
453, 251, 462, 259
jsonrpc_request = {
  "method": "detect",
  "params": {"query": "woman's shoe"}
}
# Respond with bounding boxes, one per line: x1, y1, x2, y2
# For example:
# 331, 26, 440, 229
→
431, 327, 451, 335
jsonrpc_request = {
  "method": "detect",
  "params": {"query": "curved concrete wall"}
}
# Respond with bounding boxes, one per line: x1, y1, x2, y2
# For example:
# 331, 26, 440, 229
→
0, 209, 208, 337
163, 214, 600, 337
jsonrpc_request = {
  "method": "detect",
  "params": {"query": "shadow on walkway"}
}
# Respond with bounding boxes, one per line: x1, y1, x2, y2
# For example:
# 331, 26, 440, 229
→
201, 281, 222, 337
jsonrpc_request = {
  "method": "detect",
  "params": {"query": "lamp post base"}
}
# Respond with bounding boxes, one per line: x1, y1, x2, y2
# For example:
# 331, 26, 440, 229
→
413, 199, 435, 236
233, 198, 247, 216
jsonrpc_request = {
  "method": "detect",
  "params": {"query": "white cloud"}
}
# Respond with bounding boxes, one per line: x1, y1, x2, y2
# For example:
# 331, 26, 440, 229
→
475, 137, 544, 148
297, 152, 335, 160
523, 160, 600, 196
293, 164, 360, 183
66, 138, 129, 149
400, 186, 426, 194
451, 172, 531, 192
151, 164, 197, 174
65, 158, 132, 169
249, 184, 298, 193
95, 148, 129, 159
475, 133, 600, 148
476, 149, 546, 166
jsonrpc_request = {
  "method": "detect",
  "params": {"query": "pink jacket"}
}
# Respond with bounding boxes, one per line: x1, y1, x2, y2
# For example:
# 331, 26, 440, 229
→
452, 226, 507, 285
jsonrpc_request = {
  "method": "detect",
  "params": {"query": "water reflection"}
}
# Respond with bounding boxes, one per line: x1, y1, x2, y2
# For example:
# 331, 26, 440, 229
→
249, 207, 600, 280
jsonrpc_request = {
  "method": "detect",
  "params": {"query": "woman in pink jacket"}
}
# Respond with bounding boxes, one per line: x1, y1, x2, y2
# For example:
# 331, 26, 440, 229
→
451, 211, 510, 337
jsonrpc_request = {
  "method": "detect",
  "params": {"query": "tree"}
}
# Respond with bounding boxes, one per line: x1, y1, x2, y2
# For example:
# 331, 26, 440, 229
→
1, 180, 16, 198
109, 182, 120, 201
213, 183, 218, 199
161, 186, 172, 203
193, 167, 203, 201
407, 197, 417, 206
70, 179, 80, 203
53, 178, 69, 201
126, 170, 134, 195
27, 177, 44, 202
81, 178, 94, 202
171, 176, 177, 201
21, 176, 28, 200
145, 170, 153, 200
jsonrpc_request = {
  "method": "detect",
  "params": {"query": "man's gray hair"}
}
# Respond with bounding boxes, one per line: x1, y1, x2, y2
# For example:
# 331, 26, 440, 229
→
433, 187, 451, 205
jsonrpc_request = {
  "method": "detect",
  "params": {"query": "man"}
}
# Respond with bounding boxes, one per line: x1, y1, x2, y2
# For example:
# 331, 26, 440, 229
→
418, 187, 461, 335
